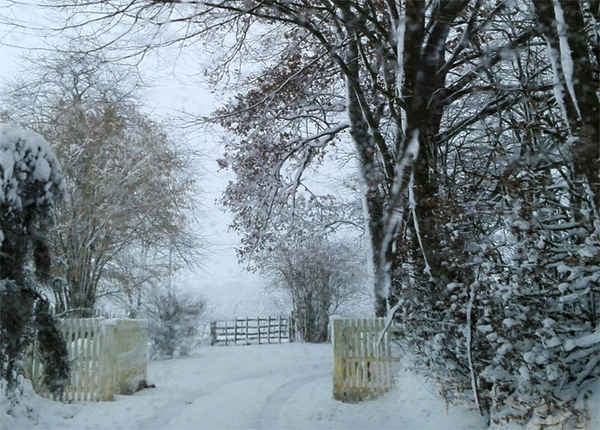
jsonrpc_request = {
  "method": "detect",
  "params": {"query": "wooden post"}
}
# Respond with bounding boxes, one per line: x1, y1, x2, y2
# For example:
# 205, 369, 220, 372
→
331, 317, 345, 401
234, 319, 238, 344
383, 318, 393, 391
245, 318, 249, 345
370, 319, 378, 392
100, 320, 116, 401
210, 321, 217, 346
92, 319, 101, 401
71, 318, 80, 401
278, 316, 283, 343
64, 320, 74, 401
79, 319, 88, 401
267, 316, 272, 344
359, 318, 366, 392
257, 317, 261, 344
83, 319, 92, 401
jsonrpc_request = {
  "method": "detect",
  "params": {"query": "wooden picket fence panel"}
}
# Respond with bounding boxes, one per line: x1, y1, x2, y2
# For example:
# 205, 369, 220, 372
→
25, 318, 148, 402
108, 319, 149, 396
331, 317, 394, 402
210, 316, 293, 346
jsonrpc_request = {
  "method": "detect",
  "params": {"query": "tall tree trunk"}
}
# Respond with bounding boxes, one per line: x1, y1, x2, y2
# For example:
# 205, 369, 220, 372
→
533, 0, 600, 210
344, 20, 391, 316
402, 0, 471, 291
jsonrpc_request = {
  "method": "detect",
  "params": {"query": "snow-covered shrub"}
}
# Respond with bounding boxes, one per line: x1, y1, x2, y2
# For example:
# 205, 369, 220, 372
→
474, 167, 599, 427
146, 290, 208, 359
393, 161, 599, 427
0, 124, 69, 399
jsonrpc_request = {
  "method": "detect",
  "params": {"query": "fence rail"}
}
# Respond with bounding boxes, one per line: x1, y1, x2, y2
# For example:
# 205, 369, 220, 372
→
331, 317, 394, 402
25, 318, 148, 402
210, 316, 293, 346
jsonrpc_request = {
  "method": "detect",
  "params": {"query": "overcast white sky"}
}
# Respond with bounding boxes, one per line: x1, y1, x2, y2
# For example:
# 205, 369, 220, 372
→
0, 4, 267, 320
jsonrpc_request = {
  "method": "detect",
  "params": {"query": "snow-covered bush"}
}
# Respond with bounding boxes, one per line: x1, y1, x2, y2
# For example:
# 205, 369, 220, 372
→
146, 290, 208, 359
394, 161, 599, 427
0, 124, 69, 400
475, 167, 599, 427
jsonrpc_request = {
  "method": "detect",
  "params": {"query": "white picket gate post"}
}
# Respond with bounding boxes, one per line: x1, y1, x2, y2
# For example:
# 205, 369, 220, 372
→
113, 319, 148, 394
24, 317, 147, 402
331, 317, 394, 402
100, 320, 117, 401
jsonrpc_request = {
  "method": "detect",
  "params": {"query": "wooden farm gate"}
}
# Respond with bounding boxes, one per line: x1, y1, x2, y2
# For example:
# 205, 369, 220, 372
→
331, 317, 394, 402
25, 318, 148, 402
210, 316, 293, 346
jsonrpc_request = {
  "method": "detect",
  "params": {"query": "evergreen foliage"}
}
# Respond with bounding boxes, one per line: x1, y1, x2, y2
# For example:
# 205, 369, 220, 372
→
0, 124, 69, 399
147, 290, 208, 359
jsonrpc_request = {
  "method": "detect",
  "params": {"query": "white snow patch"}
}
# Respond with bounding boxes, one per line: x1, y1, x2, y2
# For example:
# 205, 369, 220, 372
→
564, 330, 600, 352
503, 318, 519, 329
4, 343, 598, 430
519, 365, 531, 382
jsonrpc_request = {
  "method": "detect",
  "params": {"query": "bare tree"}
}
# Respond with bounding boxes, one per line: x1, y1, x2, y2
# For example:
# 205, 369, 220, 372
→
263, 236, 366, 343
35, 0, 544, 314
1, 48, 203, 317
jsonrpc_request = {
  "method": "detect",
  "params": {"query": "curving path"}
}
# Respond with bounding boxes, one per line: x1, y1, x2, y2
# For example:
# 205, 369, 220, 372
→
12, 343, 493, 430
135, 343, 333, 430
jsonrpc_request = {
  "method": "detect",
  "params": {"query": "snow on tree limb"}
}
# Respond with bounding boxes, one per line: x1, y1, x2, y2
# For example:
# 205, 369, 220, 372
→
376, 129, 419, 303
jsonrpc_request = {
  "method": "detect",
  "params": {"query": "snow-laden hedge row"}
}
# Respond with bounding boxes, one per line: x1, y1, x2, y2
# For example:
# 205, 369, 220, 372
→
395, 165, 599, 427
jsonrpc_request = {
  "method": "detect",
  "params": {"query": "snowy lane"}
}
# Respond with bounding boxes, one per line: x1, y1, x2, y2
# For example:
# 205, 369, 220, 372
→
5, 343, 493, 430
166, 370, 330, 429
136, 344, 332, 430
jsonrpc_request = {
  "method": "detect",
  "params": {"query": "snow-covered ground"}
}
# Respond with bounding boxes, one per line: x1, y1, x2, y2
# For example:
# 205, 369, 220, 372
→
2, 343, 598, 430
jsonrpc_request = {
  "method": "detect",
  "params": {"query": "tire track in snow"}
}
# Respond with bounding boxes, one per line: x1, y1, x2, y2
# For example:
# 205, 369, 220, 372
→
136, 362, 331, 430
251, 369, 330, 430
134, 368, 290, 430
